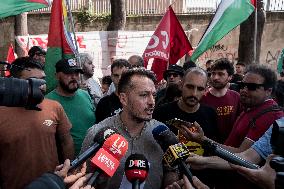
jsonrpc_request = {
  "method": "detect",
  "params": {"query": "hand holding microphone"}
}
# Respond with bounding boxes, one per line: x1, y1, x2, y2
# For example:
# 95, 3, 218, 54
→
87, 133, 129, 186
70, 127, 118, 171
152, 125, 194, 183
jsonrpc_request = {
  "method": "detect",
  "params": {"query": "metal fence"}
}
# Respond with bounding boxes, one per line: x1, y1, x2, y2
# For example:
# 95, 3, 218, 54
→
33, 0, 284, 14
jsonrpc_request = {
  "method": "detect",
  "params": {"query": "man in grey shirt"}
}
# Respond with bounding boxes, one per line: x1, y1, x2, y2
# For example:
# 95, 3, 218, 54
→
81, 68, 177, 189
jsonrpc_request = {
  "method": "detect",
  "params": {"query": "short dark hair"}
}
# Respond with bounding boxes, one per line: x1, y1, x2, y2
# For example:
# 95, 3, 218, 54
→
118, 68, 156, 94
210, 58, 234, 76
10, 57, 44, 78
183, 60, 196, 71
111, 59, 131, 73
102, 75, 112, 85
245, 64, 277, 90
236, 62, 245, 67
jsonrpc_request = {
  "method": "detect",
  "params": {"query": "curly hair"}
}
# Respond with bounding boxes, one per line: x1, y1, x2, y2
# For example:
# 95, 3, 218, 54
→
210, 58, 234, 76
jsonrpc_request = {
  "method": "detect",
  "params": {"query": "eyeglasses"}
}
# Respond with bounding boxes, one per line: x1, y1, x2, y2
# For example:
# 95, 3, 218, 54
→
167, 73, 179, 78
237, 82, 265, 91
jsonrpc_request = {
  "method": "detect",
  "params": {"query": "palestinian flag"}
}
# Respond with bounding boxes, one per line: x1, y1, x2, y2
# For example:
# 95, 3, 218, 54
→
45, 0, 76, 92
277, 49, 284, 73
0, 0, 49, 19
190, 0, 255, 62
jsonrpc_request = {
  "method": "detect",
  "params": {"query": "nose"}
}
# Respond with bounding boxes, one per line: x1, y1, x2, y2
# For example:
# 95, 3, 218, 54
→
192, 87, 198, 96
148, 94, 155, 106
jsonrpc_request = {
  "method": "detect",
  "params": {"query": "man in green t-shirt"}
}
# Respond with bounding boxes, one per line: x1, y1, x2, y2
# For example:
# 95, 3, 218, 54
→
46, 58, 96, 155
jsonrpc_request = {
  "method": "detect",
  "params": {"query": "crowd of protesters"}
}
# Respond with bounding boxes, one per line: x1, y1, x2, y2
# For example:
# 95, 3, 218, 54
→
0, 46, 284, 189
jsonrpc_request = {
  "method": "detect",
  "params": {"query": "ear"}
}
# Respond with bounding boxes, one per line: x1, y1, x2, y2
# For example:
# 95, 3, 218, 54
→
266, 88, 273, 97
228, 75, 232, 81
119, 93, 128, 107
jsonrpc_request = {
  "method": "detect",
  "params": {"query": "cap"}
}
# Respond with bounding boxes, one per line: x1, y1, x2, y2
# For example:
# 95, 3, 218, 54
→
28, 46, 46, 57
163, 64, 184, 80
55, 58, 83, 74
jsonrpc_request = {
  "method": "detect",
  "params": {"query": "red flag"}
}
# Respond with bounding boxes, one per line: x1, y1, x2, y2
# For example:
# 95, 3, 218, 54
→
5, 43, 16, 77
151, 58, 168, 82
142, 6, 192, 68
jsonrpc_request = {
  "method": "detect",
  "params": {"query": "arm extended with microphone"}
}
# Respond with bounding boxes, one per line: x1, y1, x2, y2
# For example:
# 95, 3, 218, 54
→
201, 140, 259, 169
87, 133, 129, 186
69, 127, 118, 171
152, 125, 194, 183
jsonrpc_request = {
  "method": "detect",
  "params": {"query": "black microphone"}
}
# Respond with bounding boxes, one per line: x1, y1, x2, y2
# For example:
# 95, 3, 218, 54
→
125, 154, 150, 189
69, 127, 118, 171
202, 140, 259, 169
152, 125, 193, 183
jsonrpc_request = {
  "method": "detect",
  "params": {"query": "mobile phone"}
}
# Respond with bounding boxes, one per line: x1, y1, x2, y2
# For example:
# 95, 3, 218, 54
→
166, 118, 192, 130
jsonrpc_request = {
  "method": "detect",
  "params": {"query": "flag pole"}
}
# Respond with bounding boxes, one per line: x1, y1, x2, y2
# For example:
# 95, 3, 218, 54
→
253, 2, 257, 64
65, 0, 81, 66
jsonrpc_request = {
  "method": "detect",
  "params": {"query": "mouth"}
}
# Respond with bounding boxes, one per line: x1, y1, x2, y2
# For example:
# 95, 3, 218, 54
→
145, 108, 154, 114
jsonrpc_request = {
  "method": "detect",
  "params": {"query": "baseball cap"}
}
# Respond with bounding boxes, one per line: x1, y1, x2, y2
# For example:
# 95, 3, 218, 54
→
55, 58, 84, 74
163, 64, 184, 80
28, 46, 46, 57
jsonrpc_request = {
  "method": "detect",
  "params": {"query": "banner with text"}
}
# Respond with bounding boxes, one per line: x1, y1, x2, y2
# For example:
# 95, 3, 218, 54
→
16, 31, 153, 78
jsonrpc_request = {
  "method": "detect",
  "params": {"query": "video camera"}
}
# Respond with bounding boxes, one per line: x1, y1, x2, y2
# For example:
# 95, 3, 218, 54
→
270, 118, 284, 189
0, 77, 45, 110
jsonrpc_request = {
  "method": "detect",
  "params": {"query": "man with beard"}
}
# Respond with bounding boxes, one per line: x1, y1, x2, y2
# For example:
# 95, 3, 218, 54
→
46, 58, 96, 155
201, 58, 241, 143
153, 67, 218, 152
178, 65, 284, 189
80, 53, 103, 107
81, 68, 176, 189
153, 67, 218, 188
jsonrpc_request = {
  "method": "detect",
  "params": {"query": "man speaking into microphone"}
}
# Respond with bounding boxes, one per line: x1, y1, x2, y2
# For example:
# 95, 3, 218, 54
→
81, 68, 177, 189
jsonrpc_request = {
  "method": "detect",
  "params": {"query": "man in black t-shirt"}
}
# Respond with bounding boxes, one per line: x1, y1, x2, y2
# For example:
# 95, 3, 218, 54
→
153, 67, 219, 188
153, 67, 218, 141
95, 59, 131, 123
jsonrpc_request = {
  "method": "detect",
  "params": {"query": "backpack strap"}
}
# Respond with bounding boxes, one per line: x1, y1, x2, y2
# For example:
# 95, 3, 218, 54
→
249, 105, 284, 128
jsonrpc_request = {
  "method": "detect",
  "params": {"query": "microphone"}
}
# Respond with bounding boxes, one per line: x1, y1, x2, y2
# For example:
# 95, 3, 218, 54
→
152, 125, 193, 182
125, 154, 149, 189
202, 140, 259, 169
87, 134, 129, 186
70, 127, 118, 171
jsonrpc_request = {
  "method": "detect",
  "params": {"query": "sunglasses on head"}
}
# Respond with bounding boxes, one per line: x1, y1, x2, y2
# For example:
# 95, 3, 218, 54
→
167, 72, 179, 78
237, 81, 266, 91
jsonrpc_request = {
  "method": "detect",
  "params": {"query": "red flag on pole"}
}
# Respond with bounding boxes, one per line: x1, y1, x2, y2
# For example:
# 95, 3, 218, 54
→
142, 6, 192, 68
5, 43, 16, 77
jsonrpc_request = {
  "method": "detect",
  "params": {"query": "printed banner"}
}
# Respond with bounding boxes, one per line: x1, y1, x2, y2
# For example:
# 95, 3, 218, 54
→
16, 31, 153, 78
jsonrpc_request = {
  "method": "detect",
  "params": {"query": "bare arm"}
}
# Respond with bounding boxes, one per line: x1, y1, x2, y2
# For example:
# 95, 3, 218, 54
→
58, 133, 75, 160
186, 148, 262, 170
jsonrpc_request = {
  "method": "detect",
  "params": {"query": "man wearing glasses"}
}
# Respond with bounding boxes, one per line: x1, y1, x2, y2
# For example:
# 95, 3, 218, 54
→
155, 64, 184, 104
179, 64, 284, 189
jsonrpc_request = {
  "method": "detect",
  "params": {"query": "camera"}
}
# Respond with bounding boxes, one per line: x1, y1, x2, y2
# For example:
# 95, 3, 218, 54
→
0, 77, 45, 110
270, 118, 284, 189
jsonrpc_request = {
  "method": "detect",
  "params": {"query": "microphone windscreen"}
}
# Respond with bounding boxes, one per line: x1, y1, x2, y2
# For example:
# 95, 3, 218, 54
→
152, 125, 169, 139
102, 134, 129, 160
152, 126, 179, 152
94, 127, 118, 144
125, 154, 149, 183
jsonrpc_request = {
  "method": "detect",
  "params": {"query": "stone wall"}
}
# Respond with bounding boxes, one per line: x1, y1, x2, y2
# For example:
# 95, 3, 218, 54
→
0, 12, 283, 70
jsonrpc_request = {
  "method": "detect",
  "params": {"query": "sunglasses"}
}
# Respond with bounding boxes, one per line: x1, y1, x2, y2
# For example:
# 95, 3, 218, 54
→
237, 82, 265, 91
167, 73, 179, 78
